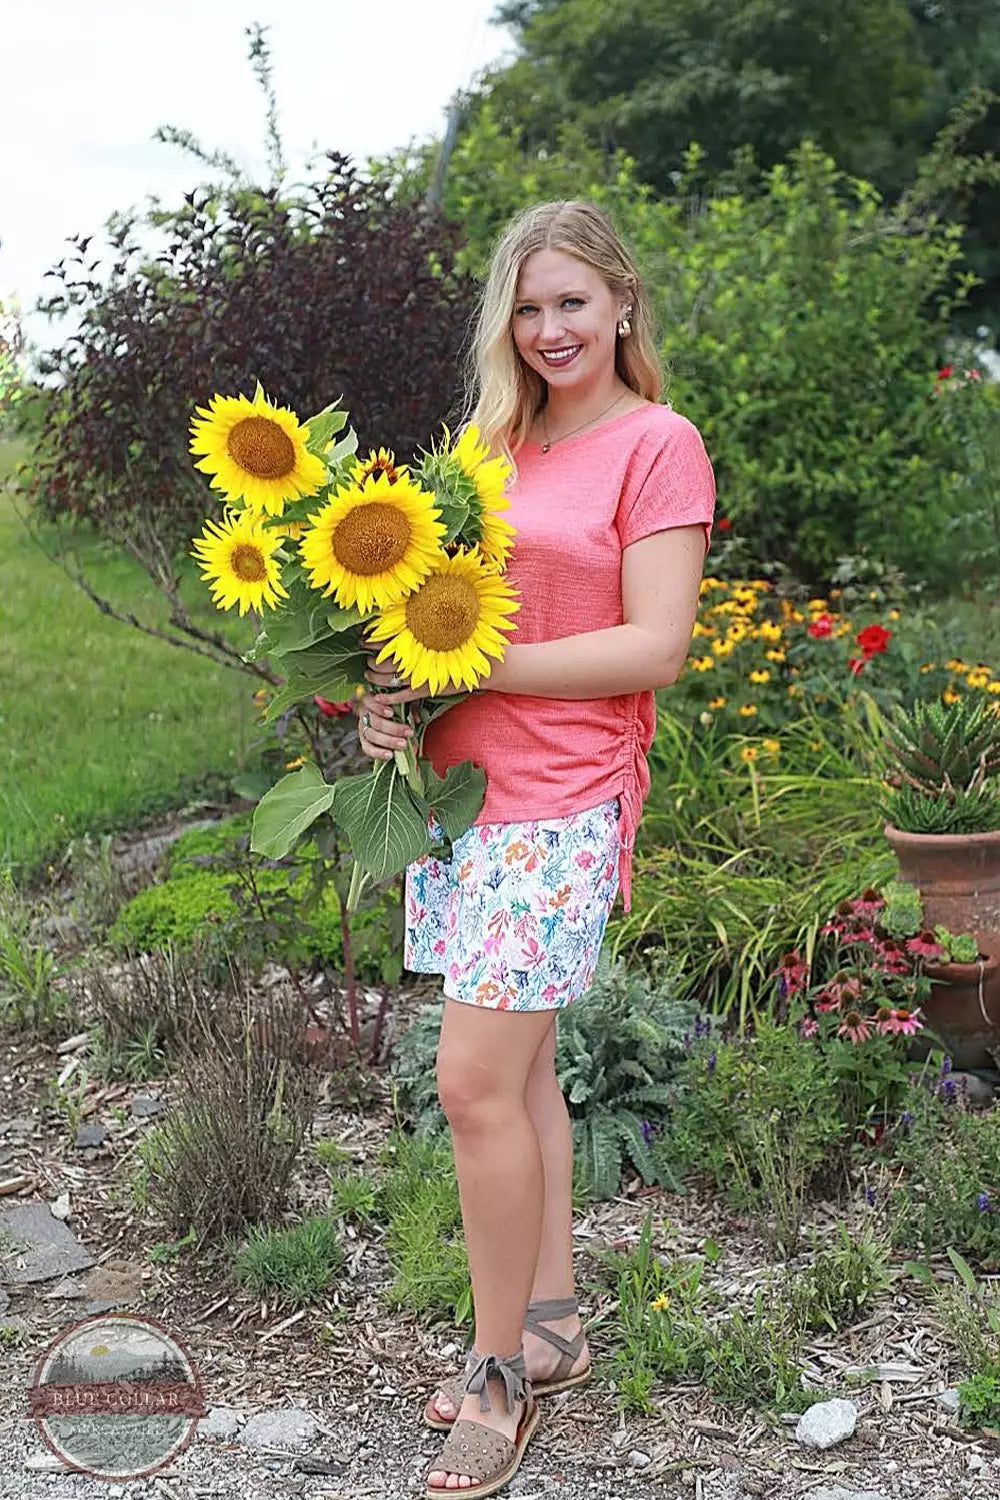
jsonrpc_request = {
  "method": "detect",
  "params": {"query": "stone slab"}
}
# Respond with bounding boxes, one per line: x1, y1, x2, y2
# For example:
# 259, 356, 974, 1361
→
0, 1200, 95, 1285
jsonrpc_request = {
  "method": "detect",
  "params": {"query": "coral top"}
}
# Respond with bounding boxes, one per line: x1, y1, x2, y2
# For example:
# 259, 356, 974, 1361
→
423, 403, 716, 910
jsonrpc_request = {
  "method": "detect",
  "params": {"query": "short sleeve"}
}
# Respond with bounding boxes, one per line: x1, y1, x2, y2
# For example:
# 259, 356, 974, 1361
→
615, 415, 716, 553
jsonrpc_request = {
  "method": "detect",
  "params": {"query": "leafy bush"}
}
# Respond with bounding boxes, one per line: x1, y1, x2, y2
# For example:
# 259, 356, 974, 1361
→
0, 872, 65, 1034
601, 1217, 807, 1412
230, 1216, 343, 1306
670, 1018, 848, 1253
110, 817, 400, 982
888, 1079, 1000, 1266
787, 1222, 894, 1333
616, 703, 891, 1024
32, 158, 476, 561
391, 958, 696, 1200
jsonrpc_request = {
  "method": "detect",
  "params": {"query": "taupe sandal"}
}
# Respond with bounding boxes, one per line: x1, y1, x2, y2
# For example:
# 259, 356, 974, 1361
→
425, 1351, 540, 1500
423, 1298, 590, 1430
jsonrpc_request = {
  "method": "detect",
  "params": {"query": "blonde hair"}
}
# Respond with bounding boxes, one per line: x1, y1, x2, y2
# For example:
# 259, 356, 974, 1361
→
467, 200, 662, 464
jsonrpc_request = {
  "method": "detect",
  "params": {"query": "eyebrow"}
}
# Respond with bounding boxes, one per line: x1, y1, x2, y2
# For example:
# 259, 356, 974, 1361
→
514, 288, 589, 303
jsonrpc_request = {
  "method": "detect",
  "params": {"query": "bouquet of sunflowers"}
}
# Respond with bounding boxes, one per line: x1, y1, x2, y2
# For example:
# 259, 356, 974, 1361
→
187, 385, 518, 906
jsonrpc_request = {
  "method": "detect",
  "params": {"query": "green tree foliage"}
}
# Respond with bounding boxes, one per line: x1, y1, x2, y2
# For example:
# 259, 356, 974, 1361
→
489, 0, 931, 193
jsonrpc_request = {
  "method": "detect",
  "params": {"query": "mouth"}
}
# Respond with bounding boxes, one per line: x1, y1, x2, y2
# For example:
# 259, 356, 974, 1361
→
538, 345, 582, 369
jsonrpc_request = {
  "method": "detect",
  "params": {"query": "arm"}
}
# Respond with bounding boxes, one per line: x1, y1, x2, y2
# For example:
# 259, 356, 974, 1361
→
482, 523, 707, 699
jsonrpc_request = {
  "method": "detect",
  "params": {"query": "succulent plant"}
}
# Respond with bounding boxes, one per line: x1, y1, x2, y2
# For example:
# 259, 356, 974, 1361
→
881, 697, 1000, 834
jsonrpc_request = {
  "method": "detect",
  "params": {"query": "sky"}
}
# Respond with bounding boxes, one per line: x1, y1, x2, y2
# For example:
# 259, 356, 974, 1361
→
0, 0, 511, 352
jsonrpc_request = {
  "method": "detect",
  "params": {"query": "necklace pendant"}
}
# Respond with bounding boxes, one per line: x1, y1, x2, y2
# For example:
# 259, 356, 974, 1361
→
541, 442, 551, 453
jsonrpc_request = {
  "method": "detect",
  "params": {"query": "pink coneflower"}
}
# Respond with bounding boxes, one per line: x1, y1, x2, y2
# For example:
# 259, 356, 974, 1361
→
854, 888, 885, 918
841, 926, 876, 946
878, 1007, 922, 1037
820, 919, 845, 938
814, 990, 840, 1012
777, 948, 809, 995
799, 1017, 819, 1039
905, 930, 945, 960
838, 1010, 872, 1043
829, 974, 862, 1003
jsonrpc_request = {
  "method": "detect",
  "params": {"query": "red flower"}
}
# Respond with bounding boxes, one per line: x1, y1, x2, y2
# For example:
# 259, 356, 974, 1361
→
848, 656, 866, 676
314, 694, 353, 718
968, 368, 982, 381
807, 613, 833, 639
717, 517, 732, 533
854, 888, 885, 918
856, 623, 891, 658
936, 364, 955, 381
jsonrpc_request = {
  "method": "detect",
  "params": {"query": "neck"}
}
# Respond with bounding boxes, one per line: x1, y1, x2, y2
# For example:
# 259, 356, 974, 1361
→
543, 374, 626, 431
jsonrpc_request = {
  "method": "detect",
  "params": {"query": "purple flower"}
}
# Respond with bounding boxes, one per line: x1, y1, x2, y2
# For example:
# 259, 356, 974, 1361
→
693, 1014, 712, 1039
900, 1110, 913, 1132
641, 1119, 655, 1145
941, 1077, 957, 1105
707, 1051, 717, 1075
941, 1055, 952, 1076
977, 1192, 991, 1213
865, 1185, 877, 1206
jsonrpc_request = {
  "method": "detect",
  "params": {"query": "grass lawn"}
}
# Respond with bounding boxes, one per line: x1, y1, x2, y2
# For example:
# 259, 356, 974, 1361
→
0, 442, 258, 877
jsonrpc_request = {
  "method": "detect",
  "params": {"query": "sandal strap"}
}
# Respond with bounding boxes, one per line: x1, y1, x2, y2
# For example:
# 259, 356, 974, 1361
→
465, 1350, 528, 1416
523, 1298, 583, 1361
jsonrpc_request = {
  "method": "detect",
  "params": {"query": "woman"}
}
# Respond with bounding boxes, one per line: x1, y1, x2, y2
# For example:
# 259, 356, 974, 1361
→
354, 200, 715, 1499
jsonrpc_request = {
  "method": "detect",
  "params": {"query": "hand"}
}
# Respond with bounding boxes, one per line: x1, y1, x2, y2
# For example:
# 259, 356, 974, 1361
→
353, 654, 426, 762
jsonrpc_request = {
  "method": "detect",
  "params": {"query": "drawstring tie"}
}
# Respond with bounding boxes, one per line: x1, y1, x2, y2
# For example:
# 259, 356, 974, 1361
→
464, 1350, 527, 1415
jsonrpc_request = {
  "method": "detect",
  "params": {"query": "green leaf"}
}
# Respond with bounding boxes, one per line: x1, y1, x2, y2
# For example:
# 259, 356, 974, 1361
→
332, 762, 433, 882
946, 1246, 980, 1295
264, 636, 367, 721
250, 765, 336, 858
327, 603, 368, 632
419, 761, 486, 842
436, 498, 471, 545
303, 401, 348, 456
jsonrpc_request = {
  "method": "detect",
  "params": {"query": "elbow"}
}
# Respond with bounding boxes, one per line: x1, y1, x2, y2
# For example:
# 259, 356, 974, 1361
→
653, 652, 685, 690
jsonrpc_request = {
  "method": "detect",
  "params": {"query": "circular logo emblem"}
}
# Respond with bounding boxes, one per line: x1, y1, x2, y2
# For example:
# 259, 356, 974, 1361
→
29, 1313, 205, 1480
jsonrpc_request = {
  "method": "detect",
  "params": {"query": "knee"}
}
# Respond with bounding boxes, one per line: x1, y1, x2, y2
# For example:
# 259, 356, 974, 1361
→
436, 1053, 512, 1135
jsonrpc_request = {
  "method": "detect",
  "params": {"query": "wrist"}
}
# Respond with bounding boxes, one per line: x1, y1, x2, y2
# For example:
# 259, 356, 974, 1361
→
483, 646, 517, 692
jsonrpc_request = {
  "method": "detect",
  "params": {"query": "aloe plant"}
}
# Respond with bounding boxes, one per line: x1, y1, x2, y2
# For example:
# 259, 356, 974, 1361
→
881, 697, 1000, 834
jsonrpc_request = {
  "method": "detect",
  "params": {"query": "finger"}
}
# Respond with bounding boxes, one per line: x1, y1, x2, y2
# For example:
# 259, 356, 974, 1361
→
359, 716, 408, 759
361, 683, 425, 706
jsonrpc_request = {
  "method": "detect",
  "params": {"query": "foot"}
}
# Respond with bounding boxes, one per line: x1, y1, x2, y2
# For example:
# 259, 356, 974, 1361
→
427, 1375, 527, 1492
427, 1310, 589, 1425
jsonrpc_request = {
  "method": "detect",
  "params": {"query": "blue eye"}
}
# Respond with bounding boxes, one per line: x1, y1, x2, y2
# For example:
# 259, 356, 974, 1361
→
514, 304, 537, 317
563, 297, 584, 308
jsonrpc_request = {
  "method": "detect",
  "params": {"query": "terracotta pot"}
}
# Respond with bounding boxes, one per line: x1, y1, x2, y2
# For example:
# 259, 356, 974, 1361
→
920, 941, 1000, 1069
883, 824, 1000, 937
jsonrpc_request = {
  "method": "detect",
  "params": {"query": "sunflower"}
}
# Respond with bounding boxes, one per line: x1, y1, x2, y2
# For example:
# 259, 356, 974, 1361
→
190, 510, 288, 615
367, 548, 519, 695
298, 470, 446, 613
352, 447, 408, 486
189, 387, 327, 516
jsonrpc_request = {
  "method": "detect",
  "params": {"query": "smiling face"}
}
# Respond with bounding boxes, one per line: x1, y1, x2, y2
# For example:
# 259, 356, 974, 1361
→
511, 247, 628, 398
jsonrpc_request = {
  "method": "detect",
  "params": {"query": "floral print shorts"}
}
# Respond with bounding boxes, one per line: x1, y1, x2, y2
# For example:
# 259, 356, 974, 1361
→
404, 799, 620, 1011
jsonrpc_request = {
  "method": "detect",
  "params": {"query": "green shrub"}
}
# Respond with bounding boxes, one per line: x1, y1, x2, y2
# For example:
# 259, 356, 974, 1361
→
601, 1216, 807, 1412
787, 1223, 894, 1333
889, 1083, 1000, 1266
0, 872, 66, 1034
230, 1216, 343, 1306
110, 817, 399, 982
670, 1018, 848, 1253
391, 957, 696, 1200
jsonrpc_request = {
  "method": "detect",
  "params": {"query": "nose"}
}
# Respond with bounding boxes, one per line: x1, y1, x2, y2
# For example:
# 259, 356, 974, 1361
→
538, 308, 567, 343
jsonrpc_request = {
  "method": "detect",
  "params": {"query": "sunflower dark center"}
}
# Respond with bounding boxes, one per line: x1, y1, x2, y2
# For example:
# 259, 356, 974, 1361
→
227, 417, 296, 479
405, 574, 480, 651
362, 457, 399, 484
332, 503, 412, 575
230, 543, 268, 582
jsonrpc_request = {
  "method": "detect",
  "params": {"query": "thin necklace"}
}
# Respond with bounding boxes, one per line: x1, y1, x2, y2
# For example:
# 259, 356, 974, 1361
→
540, 390, 629, 453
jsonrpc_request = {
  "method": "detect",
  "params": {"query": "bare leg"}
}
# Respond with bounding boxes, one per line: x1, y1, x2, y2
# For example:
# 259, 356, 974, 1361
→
427, 1000, 554, 1494
429, 1021, 588, 1426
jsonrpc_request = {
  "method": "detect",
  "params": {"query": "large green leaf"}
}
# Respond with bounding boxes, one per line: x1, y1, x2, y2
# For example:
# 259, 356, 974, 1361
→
303, 401, 348, 457
264, 636, 367, 721
250, 764, 336, 858
420, 761, 487, 842
332, 762, 433, 882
